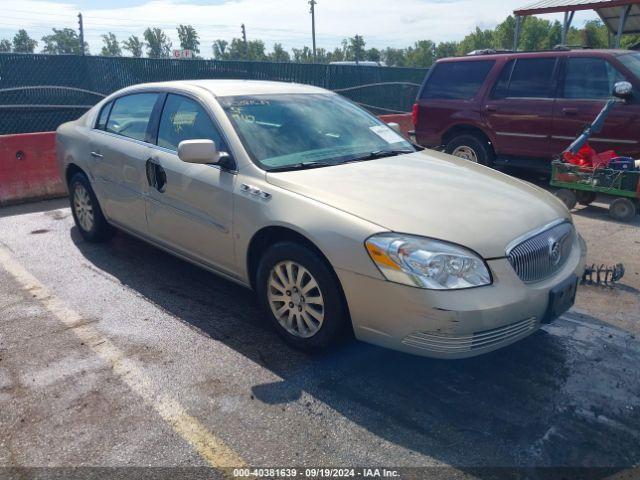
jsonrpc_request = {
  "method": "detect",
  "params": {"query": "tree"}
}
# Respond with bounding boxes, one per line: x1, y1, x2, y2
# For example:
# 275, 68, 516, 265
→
177, 24, 200, 54
493, 16, 516, 50
435, 41, 459, 59
41, 28, 86, 55
122, 35, 144, 57
144, 27, 172, 58
382, 47, 406, 67
12, 29, 37, 53
0, 39, 11, 52
365, 47, 381, 62
292, 46, 313, 63
268, 43, 290, 62
457, 26, 494, 54
346, 35, 366, 62
100, 32, 122, 57
405, 40, 436, 67
212, 39, 229, 59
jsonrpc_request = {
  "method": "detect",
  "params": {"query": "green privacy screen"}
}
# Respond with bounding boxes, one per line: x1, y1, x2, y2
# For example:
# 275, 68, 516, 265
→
0, 54, 427, 134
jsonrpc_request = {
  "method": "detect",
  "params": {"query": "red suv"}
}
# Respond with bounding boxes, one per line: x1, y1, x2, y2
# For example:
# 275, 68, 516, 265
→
413, 49, 640, 168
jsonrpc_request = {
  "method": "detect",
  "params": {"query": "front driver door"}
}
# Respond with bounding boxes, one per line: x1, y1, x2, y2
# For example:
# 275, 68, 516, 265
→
145, 93, 237, 275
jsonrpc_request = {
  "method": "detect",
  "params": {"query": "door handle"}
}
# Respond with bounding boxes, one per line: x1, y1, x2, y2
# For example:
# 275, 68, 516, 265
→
485, 105, 498, 112
145, 158, 157, 188
90, 151, 103, 158
562, 108, 578, 116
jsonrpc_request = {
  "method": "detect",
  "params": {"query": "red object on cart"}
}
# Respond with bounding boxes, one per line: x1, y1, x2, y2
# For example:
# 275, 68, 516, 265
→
562, 143, 618, 168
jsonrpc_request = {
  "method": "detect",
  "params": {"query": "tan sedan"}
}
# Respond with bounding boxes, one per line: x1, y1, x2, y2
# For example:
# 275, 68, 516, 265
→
56, 80, 586, 359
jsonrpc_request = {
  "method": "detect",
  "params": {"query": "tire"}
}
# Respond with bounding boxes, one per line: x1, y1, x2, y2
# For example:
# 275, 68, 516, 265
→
555, 189, 577, 210
69, 172, 116, 243
576, 190, 597, 206
445, 134, 494, 166
609, 198, 637, 222
256, 241, 348, 352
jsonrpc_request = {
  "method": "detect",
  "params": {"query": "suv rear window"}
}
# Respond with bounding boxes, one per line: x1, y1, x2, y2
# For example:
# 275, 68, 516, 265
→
420, 60, 494, 100
493, 58, 557, 99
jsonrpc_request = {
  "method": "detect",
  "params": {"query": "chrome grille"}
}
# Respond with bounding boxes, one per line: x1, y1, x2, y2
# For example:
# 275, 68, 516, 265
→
402, 317, 538, 353
507, 221, 574, 283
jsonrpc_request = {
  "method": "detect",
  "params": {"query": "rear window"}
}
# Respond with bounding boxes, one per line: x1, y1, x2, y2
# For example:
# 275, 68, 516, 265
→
420, 60, 494, 100
95, 101, 112, 130
493, 58, 557, 99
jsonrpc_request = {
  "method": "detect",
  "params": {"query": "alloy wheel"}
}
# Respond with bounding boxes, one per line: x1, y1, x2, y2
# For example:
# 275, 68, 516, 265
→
451, 145, 479, 162
267, 260, 325, 338
73, 184, 95, 232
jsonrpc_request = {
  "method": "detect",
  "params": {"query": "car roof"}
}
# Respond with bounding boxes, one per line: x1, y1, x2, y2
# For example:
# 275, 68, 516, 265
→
436, 49, 636, 63
123, 79, 329, 97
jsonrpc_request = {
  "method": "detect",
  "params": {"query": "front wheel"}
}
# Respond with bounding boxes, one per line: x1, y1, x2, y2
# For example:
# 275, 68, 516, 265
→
69, 172, 115, 243
256, 242, 348, 352
555, 189, 577, 210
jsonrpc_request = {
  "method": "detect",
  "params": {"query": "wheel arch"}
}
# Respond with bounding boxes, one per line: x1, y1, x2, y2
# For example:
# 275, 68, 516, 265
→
65, 163, 86, 187
442, 124, 496, 154
246, 225, 352, 325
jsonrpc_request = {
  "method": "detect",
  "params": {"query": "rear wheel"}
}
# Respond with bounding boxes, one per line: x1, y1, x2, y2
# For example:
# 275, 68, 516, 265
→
576, 190, 597, 206
69, 172, 115, 243
609, 198, 637, 222
555, 189, 577, 210
445, 134, 494, 166
256, 242, 348, 352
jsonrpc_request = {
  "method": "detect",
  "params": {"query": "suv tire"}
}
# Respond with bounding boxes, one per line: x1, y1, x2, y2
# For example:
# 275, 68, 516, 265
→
256, 241, 348, 352
445, 134, 494, 166
69, 172, 116, 243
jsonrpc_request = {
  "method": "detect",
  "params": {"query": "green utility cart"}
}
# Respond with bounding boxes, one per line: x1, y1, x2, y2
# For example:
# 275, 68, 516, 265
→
551, 161, 640, 222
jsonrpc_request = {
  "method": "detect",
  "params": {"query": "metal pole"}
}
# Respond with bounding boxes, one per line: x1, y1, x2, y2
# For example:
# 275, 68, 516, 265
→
615, 5, 632, 48
513, 15, 521, 51
309, 0, 317, 62
78, 13, 84, 55
561, 11, 574, 45
241, 23, 248, 59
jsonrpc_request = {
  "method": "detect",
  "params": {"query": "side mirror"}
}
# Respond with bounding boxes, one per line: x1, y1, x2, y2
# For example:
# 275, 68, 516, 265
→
178, 139, 220, 164
386, 122, 402, 135
613, 81, 633, 100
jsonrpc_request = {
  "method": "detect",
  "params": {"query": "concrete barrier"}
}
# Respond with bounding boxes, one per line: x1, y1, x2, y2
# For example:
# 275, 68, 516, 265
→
378, 113, 413, 138
0, 132, 65, 206
0, 113, 414, 206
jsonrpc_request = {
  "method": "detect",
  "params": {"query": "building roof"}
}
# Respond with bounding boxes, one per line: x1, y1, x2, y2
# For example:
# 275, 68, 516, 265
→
514, 0, 640, 34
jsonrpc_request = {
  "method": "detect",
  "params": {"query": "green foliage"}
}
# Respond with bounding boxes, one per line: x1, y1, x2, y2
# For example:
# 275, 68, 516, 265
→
177, 24, 200, 54
144, 28, 171, 58
100, 32, 122, 57
0, 39, 11, 53
122, 35, 143, 57
12, 30, 37, 53
268, 42, 290, 62
41, 28, 87, 55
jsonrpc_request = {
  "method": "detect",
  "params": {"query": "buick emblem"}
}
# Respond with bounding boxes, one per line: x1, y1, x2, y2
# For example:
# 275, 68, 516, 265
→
549, 239, 562, 266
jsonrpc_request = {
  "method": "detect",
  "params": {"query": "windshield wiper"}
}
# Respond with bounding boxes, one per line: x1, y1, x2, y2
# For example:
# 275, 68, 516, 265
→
343, 149, 414, 164
267, 161, 334, 172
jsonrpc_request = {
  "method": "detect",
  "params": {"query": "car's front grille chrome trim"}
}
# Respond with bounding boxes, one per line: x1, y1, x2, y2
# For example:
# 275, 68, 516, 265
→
507, 221, 574, 283
402, 317, 538, 353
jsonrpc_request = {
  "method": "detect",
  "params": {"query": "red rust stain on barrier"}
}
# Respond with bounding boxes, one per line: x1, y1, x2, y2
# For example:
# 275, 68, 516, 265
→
0, 132, 65, 206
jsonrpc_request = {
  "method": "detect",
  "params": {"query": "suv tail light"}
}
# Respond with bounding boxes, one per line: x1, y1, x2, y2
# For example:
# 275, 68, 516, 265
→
411, 103, 419, 127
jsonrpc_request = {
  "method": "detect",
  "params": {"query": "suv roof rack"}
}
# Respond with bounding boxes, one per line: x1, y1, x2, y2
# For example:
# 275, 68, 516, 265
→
463, 45, 600, 57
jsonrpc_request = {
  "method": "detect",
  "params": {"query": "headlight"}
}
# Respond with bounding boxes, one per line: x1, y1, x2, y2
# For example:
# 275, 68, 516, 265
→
365, 233, 492, 290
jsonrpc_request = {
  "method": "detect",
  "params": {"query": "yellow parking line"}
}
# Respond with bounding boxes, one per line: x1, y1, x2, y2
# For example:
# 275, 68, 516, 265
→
0, 246, 246, 470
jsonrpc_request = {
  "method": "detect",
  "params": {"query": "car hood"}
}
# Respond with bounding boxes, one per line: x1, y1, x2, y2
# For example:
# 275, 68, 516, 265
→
266, 150, 569, 259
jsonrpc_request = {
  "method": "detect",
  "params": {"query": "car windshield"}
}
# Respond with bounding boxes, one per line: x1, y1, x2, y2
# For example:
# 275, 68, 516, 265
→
218, 93, 415, 170
618, 52, 640, 79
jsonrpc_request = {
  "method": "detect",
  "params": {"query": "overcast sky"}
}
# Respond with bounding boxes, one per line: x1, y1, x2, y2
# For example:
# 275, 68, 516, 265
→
0, 0, 598, 55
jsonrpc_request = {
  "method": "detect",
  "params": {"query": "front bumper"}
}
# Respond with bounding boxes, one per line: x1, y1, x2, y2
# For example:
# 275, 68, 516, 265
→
337, 233, 586, 359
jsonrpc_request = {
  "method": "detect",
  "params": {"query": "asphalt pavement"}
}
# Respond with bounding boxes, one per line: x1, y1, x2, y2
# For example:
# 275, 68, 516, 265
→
0, 198, 639, 480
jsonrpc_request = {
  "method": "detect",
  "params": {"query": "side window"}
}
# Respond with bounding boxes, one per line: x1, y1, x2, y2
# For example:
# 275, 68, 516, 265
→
157, 94, 225, 152
420, 60, 495, 100
563, 57, 627, 99
95, 101, 112, 130
493, 58, 557, 99
106, 93, 160, 142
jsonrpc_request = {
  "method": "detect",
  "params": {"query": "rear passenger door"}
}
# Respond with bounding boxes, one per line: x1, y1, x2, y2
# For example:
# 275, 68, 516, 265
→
551, 56, 640, 156
483, 57, 559, 158
146, 93, 237, 275
90, 92, 161, 235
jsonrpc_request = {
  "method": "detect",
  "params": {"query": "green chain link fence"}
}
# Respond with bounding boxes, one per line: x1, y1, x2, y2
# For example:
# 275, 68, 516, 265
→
0, 53, 427, 135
